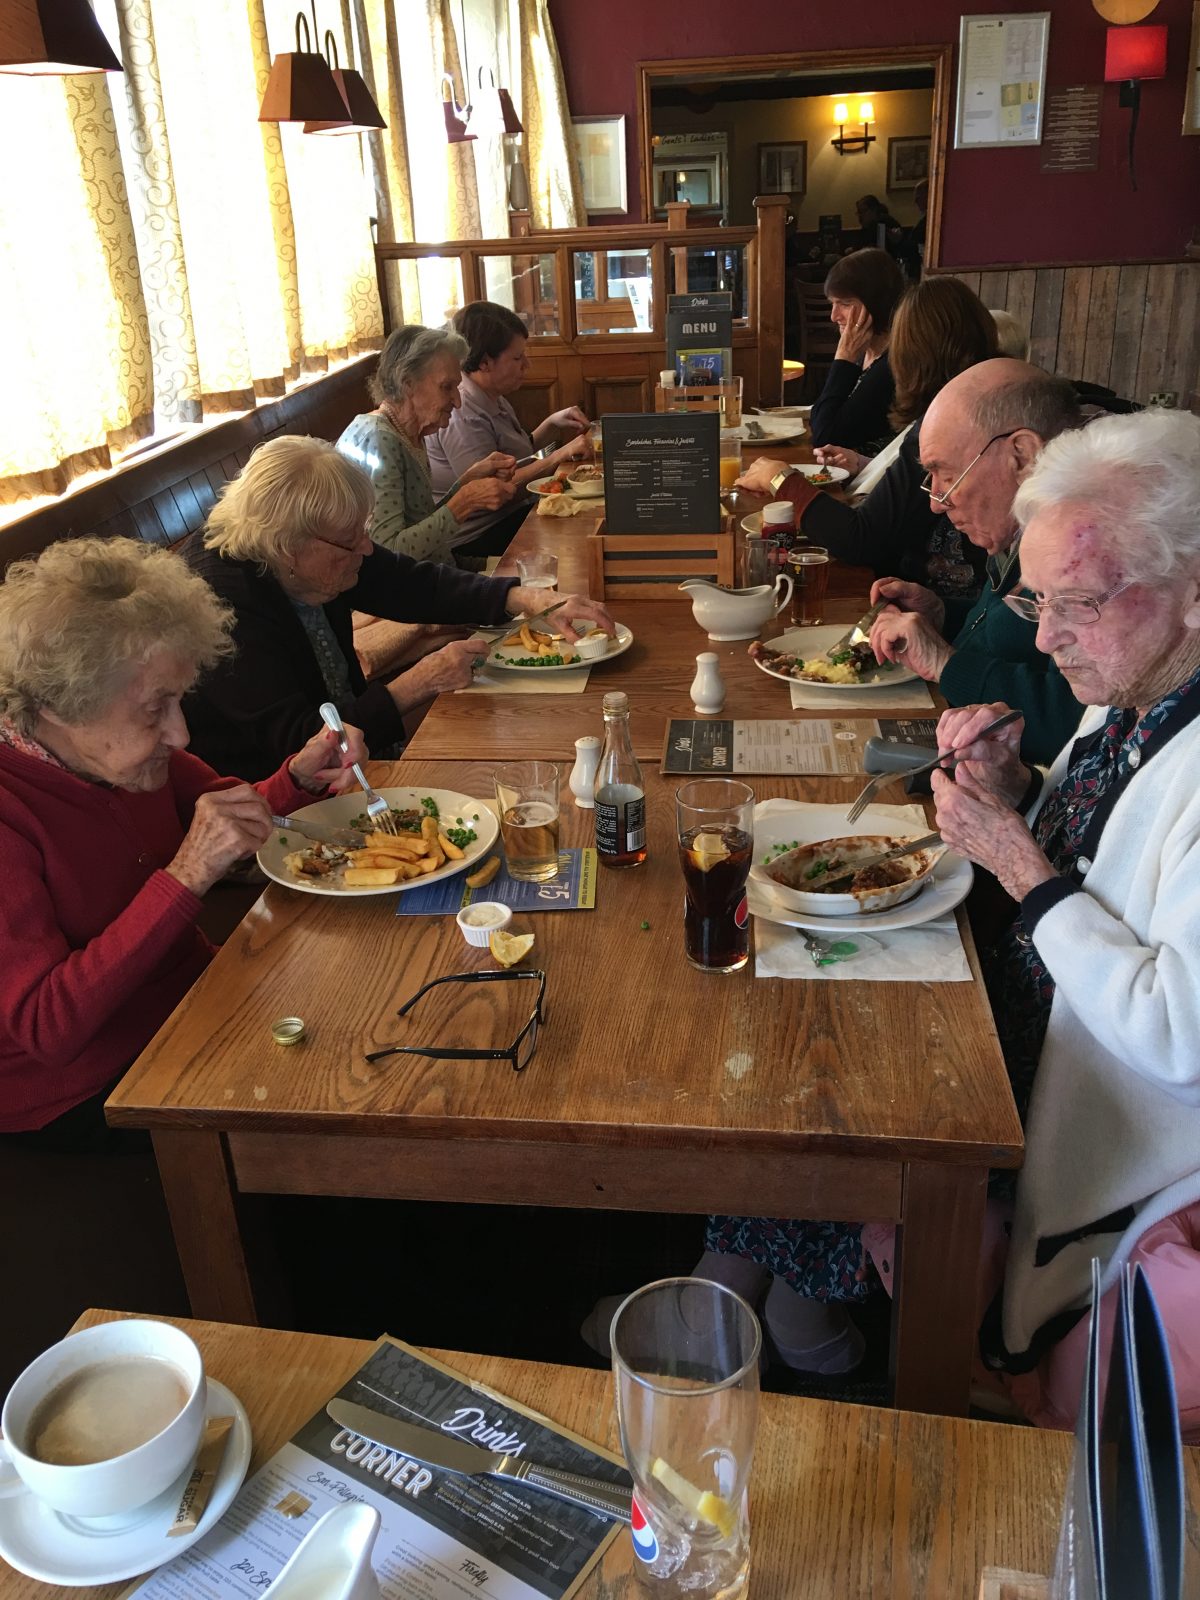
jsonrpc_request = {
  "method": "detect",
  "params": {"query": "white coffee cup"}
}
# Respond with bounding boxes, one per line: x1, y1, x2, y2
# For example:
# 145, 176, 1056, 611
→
0, 1319, 206, 1519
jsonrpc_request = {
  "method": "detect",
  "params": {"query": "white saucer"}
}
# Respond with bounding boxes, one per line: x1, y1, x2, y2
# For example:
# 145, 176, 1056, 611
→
0, 1378, 251, 1587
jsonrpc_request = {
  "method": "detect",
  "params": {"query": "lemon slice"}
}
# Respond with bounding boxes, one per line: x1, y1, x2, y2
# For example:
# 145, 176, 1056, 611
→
649, 1458, 736, 1539
489, 930, 535, 967
690, 831, 730, 873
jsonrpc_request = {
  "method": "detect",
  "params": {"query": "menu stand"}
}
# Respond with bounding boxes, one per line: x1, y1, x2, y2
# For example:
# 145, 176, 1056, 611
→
655, 380, 742, 427
978, 1569, 1051, 1599
586, 519, 734, 600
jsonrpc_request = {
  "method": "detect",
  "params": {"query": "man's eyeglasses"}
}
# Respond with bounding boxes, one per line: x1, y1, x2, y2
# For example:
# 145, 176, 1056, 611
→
1002, 580, 1135, 626
920, 429, 1021, 507
364, 969, 547, 1073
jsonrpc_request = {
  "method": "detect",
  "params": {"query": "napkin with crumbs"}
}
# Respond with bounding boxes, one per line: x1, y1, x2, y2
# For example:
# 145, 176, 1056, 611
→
752, 799, 971, 982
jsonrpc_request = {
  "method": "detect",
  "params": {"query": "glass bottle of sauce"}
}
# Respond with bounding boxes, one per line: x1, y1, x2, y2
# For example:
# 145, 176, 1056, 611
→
594, 692, 647, 868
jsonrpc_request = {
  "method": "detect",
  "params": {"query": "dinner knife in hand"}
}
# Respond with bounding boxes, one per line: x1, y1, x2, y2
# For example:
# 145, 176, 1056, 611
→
823, 600, 886, 660
815, 831, 943, 893
326, 1399, 632, 1523
271, 815, 366, 849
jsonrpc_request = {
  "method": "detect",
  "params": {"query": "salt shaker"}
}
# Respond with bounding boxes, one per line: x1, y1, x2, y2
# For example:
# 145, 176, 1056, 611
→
569, 735, 602, 808
690, 653, 725, 714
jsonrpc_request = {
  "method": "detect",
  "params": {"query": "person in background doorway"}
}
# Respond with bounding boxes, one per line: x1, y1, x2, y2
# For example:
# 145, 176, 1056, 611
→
896, 179, 929, 281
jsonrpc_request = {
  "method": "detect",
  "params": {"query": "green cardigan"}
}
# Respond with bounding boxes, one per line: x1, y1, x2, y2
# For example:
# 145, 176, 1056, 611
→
939, 559, 1083, 766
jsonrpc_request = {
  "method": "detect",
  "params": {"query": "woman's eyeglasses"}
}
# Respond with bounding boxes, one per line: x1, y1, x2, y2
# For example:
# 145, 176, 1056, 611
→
1002, 580, 1135, 626
364, 969, 547, 1073
920, 429, 1020, 507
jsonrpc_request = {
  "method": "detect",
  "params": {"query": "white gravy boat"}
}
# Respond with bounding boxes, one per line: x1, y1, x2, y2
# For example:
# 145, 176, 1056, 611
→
267, 1503, 382, 1600
679, 575, 793, 640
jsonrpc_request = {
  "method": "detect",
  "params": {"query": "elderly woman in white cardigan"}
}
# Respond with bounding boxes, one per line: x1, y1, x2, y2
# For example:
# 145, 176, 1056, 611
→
930, 407, 1200, 1436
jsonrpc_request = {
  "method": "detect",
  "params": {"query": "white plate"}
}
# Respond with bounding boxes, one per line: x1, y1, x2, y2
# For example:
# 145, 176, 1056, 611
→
750, 805, 973, 933
754, 405, 810, 420
486, 621, 633, 672
789, 462, 849, 485
528, 476, 568, 498
258, 787, 499, 897
752, 623, 920, 691
0, 1378, 251, 1588
733, 416, 807, 444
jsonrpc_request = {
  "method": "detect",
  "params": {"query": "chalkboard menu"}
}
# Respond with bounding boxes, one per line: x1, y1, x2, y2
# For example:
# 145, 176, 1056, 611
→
601, 412, 721, 533
666, 291, 733, 385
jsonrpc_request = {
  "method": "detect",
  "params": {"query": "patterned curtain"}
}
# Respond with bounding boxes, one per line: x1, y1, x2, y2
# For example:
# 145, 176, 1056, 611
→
515, 0, 583, 229
0, 71, 152, 502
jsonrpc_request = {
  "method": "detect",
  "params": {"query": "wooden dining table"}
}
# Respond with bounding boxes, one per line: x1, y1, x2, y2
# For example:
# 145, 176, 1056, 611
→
12, 1310, 1197, 1600
107, 456, 1023, 1420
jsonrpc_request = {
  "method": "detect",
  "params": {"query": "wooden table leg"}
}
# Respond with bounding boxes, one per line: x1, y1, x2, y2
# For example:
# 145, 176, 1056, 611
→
890, 1161, 988, 1416
152, 1129, 259, 1326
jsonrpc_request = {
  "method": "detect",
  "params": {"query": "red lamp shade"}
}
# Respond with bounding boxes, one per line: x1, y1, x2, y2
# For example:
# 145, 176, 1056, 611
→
1104, 24, 1168, 81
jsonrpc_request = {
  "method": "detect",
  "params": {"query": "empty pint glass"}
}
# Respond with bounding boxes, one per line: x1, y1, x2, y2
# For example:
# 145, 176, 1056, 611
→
612, 1278, 760, 1599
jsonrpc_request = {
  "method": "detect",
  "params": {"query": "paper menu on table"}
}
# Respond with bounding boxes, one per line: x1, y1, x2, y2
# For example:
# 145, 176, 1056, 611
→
661, 718, 872, 775
124, 1337, 627, 1600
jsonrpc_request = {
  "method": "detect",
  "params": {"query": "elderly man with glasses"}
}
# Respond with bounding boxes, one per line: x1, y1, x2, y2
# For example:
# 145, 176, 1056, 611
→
868, 359, 1084, 763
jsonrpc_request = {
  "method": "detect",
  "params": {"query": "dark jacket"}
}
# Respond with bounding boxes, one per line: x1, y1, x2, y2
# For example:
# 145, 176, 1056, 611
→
940, 557, 1083, 768
809, 352, 895, 454
793, 425, 984, 598
181, 537, 517, 781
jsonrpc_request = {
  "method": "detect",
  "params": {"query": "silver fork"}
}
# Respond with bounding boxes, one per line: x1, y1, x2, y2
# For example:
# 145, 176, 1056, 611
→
319, 702, 397, 835
844, 709, 1023, 823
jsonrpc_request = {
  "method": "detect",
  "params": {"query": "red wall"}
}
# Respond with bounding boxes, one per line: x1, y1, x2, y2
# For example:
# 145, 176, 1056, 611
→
550, 0, 1200, 267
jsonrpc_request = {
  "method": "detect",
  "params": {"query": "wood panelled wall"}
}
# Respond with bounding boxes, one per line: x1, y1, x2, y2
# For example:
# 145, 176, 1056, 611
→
948, 263, 1200, 410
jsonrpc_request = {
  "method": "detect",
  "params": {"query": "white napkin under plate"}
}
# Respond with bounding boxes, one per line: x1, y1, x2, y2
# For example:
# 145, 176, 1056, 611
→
752, 799, 971, 982
457, 667, 591, 695
788, 677, 933, 712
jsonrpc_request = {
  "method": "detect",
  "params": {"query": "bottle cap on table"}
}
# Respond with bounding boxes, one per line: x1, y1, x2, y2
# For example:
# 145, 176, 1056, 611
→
271, 1017, 306, 1046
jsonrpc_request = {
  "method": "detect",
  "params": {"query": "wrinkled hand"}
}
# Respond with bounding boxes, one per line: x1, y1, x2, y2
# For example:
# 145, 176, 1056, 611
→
167, 786, 273, 898
450, 477, 519, 521
869, 576, 945, 630
869, 608, 953, 681
505, 586, 616, 641
461, 451, 517, 484
289, 725, 369, 796
935, 702, 1029, 808
932, 765, 1055, 901
547, 406, 590, 439
814, 444, 869, 477
734, 457, 791, 495
549, 434, 591, 469
835, 303, 874, 364
392, 637, 488, 711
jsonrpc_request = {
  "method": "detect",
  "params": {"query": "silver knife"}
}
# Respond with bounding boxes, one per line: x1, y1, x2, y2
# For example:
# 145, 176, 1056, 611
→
271, 815, 365, 849
475, 597, 571, 638
326, 1399, 631, 1523
823, 600, 885, 660
813, 831, 943, 893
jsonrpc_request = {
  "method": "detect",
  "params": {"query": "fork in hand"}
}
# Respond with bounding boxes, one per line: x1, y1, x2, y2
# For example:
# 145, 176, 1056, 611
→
319, 702, 397, 835
844, 709, 1024, 824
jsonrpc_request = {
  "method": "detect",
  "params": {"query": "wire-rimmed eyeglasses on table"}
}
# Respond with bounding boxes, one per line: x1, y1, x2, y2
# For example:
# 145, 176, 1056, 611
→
364, 969, 547, 1073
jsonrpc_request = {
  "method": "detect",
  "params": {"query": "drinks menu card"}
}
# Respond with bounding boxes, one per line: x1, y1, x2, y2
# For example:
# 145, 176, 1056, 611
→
601, 413, 721, 534
125, 1336, 628, 1600
394, 848, 597, 916
661, 718, 873, 775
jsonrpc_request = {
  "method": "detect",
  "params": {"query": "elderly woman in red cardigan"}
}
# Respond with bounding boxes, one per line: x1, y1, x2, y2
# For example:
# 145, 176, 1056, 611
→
0, 536, 366, 1144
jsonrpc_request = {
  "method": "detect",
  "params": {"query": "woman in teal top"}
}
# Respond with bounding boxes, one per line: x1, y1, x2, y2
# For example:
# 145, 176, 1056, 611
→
337, 326, 518, 566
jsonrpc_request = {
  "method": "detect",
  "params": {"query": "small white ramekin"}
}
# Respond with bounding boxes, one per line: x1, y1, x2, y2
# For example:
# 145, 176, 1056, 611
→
573, 631, 611, 660
456, 901, 513, 947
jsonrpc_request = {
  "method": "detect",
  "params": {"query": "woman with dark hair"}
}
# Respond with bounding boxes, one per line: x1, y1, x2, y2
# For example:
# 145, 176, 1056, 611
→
426, 301, 592, 555
810, 248, 905, 453
738, 276, 1000, 599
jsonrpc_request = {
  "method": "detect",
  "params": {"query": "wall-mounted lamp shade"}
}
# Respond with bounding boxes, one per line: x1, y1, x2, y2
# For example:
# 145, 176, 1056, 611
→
498, 87, 522, 136
1092, 0, 1160, 21
858, 100, 875, 123
1104, 23, 1168, 80
0, 0, 122, 74
833, 102, 849, 125
259, 15, 350, 125
304, 68, 386, 134
443, 81, 476, 142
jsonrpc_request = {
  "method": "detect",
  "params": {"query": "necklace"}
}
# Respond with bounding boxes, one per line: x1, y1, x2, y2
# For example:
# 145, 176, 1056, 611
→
379, 406, 431, 483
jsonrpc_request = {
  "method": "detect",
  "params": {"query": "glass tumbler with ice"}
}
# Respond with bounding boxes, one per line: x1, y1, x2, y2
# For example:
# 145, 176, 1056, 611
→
612, 1278, 760, 1599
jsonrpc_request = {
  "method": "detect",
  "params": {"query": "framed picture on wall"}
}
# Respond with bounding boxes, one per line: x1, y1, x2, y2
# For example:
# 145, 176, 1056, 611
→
887, 135, 931, 189
1184, 2, 1200, 135
757, 142, 807, 197
572, 115, 628, 214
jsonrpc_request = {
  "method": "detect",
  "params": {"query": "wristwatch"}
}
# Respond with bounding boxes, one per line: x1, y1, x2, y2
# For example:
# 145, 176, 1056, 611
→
769, 467, 798, 495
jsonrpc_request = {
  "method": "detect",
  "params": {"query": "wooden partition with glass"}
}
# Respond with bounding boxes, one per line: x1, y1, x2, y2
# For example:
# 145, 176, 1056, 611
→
373, 197, 788, 432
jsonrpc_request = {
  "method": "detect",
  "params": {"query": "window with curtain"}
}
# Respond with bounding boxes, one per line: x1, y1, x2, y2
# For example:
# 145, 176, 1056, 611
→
0, 0, 583, 509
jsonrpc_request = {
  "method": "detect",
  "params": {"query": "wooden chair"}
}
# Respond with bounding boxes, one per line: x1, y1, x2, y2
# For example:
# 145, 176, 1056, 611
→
798, 282, 840, 401
587, 526, 734, 600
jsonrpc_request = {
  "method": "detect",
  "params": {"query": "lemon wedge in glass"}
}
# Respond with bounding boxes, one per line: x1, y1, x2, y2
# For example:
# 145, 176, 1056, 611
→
489, 929, 535, 968
650, 1457, 736, 1539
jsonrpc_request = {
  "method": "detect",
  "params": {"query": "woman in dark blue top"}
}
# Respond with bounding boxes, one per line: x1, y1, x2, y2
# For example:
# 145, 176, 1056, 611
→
809, 248, 905, 455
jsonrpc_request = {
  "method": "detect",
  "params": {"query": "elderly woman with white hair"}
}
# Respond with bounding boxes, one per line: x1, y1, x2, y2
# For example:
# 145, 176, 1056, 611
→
0, 538, 367, 1141
183, 433, 612, 781
928, 407, 1200, 1434
337, 324, 518, 565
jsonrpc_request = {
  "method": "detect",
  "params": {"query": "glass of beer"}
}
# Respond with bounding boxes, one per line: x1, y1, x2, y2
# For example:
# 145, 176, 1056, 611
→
788, 546, 831, 626
676, 780, 755, 973
589, 422, 604, 465
494, 761, 561, 883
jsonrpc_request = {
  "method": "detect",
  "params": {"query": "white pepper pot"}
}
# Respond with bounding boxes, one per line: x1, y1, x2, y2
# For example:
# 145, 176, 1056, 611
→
690, 653, 726, 714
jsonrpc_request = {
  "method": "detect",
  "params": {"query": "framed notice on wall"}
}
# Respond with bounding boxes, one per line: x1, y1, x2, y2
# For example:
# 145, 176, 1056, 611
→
955, 12, 1051, 148
1185, 3, 1200, 135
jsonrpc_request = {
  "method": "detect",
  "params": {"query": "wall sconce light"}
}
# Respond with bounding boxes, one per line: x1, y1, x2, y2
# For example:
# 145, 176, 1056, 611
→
1104, 23, 1167, 190
833, 98, 877, 154
260, 9, 363, 126
0, 0, 122, 74
303, 35, 386, 134
442, 75, 477, 143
